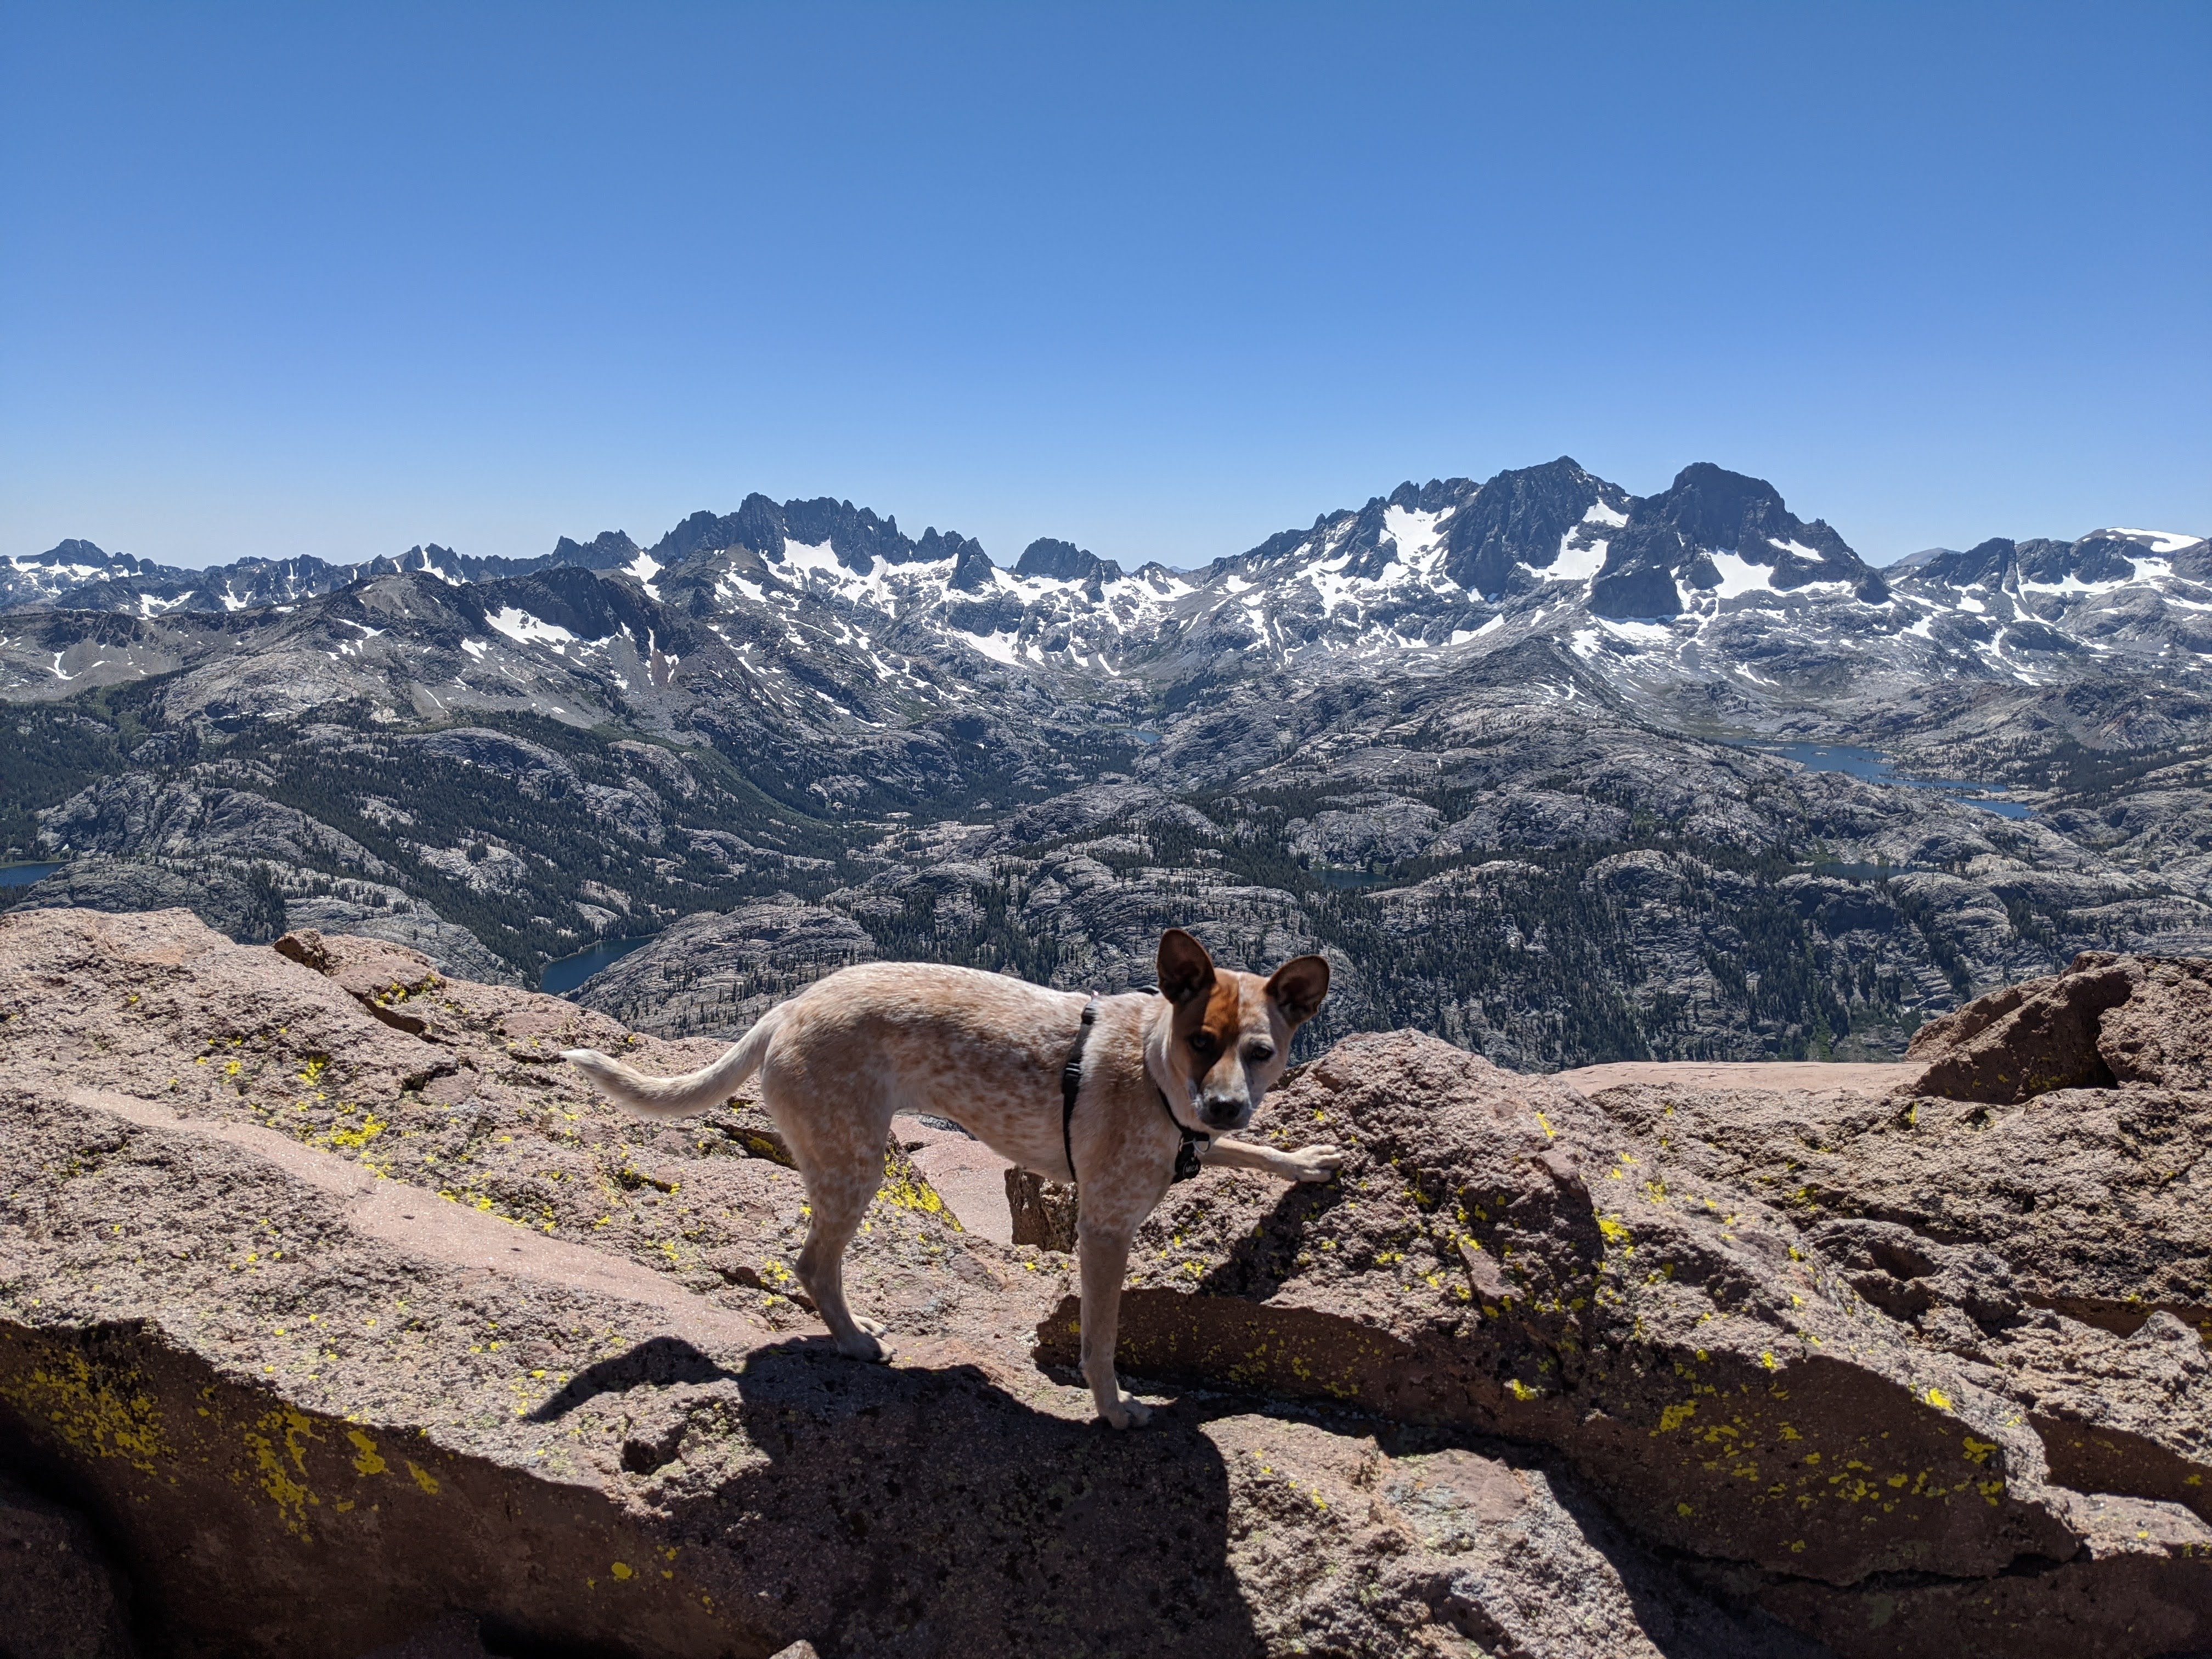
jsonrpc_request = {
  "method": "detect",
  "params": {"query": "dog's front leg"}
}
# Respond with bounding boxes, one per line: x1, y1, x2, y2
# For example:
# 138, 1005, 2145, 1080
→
1202, 1136, 1344, 1184
1075, 1226, 1149, 1429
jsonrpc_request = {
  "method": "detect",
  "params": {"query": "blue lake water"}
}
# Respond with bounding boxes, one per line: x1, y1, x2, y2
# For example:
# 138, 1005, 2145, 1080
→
541, 934, 654, 995
1317, 868, 1390, 889
1128, 728, 1162, 746
1758, 743, 2035, 820
0, 862, 62, 888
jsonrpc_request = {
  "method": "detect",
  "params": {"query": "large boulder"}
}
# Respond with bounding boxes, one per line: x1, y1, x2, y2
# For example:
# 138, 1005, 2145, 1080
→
1595, 960, 2212, 1339
1037, 1032, 2098, 1587
1904, 951, 2212, 1103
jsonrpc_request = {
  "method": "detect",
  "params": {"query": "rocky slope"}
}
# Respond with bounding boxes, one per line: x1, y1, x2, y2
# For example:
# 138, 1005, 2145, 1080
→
3, 462, 2208, 1071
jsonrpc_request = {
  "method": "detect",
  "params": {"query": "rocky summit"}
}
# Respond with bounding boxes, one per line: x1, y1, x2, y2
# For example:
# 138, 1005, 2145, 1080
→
5, 906, 2212, 1657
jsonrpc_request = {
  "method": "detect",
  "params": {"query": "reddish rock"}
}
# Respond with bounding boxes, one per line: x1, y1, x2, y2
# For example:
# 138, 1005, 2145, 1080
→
1905, 951, 2212, 1104
1592, 1070, 2212, 1340
10, 909, 2212, 1657
2096, 956, 2212, 1091
1005, 1168, 1078, 1252
1733, 1489, 2212, 1658
1038, 1030, 2087, 1587
1905, 952, 2133, 1103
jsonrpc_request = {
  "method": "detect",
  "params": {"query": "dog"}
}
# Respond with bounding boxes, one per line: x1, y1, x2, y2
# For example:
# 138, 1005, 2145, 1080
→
562, 928, 1342, 1427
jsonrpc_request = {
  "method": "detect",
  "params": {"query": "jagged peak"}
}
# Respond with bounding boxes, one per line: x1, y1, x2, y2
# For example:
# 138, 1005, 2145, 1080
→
1015, 538, 1124, 585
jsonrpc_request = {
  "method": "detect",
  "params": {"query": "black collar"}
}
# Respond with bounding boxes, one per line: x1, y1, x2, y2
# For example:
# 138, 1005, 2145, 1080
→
1060, 992, 1209, 1186
1156, 1085, 1209, 1183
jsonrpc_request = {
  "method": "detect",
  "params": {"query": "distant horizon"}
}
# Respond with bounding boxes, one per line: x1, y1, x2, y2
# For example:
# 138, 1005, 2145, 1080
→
15, 453, 2206, 580
5, 5, 2205, 576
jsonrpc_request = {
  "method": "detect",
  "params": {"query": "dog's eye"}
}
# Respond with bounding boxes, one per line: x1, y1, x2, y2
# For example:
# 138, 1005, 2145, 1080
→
1187, 1031, 1217, 1058
1245, 1042, 1275, 1065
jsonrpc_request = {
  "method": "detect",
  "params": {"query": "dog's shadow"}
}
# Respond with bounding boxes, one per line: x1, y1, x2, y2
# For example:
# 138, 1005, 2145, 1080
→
539, 1333, 1262, 1657
523, 1334, 737, 1424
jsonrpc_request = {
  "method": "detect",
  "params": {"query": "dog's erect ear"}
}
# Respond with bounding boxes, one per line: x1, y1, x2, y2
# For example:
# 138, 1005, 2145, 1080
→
1266, 955, 1330, 1027
1157, 928, 1216, 1007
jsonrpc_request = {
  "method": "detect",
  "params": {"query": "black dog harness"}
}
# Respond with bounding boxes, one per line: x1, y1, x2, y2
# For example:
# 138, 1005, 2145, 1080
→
1060, 992, 1209, 1187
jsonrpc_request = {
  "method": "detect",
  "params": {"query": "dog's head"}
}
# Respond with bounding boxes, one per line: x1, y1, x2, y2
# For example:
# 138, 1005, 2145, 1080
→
1154, 928, 1330, 1132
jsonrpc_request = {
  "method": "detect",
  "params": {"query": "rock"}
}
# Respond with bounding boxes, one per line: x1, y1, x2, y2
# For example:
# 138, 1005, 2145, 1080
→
572, 899, 877, 1040
7, 853, 285, 944
1589, 1066, 2212, 1341
0, 1032, 1792, 1659
1905, 951, 2134, 1102
1571, 1056, 2212, 1650
1723, 1490, 2212, 1658
2095, 956, 2212, 1091
896, 1118, 1016, 1245
1, 908, 988, 1352
1037, 1030, 2089, 1587
354, 1612, 492, 1659
10, 909, 2212, 1657
1804, 1218, 2025, 1336
1994, 1312, 2212, 1528
279, 896, 521, 985
0, 1475, 139, 1659
1905, 951, 2212, 1103
1005, 1169, 1078, 1252
37, 772, 387, 876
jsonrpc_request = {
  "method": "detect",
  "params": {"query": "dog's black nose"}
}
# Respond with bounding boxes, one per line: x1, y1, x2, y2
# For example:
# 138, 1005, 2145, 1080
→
1199, 1097, 1248, 1130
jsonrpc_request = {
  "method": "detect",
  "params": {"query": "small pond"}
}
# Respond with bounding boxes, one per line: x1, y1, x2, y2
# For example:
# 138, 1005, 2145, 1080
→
1757, 742, 2034, 820
0, 862, 63, 888
1316, 868, 1392, 889
541, 934, 655, 995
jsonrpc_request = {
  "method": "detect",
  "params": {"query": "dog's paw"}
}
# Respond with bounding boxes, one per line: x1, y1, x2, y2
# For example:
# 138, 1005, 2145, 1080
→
834, 1329, 893, 1364
853, 1315, 888, 1338
1288, 1143, 1345, 1182
1101, 1395, 1154, 1430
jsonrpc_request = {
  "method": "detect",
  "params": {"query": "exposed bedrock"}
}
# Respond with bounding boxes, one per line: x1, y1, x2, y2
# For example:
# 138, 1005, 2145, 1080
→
1904, 950, 2212, 1103
4, 909, 2211, 1656
1037, 1034, 2101, 1588
1594, 954, 2212, 1341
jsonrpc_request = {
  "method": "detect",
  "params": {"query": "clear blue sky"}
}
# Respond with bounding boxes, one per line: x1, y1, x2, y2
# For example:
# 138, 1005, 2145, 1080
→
3, 2, 2205, 572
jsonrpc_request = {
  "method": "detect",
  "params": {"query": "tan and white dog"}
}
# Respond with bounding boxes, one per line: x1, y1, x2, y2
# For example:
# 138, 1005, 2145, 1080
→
562, 928, 1341, 1427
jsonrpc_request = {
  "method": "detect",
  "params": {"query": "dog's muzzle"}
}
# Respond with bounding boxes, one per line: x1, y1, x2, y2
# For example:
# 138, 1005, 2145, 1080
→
1198, 1095, 1251, 1131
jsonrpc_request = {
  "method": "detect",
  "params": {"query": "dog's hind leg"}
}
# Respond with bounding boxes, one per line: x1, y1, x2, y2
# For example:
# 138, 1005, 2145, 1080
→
754, 1043, 899, 1361
791, 1159, 890, 1362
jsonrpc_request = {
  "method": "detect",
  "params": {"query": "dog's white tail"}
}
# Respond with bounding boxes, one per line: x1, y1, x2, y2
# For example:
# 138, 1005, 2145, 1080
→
562, 1005, 786, 1121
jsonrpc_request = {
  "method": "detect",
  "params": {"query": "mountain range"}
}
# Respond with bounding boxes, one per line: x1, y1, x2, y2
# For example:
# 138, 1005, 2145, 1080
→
4, 459, 2207, 1071
10, 459, 2208, 706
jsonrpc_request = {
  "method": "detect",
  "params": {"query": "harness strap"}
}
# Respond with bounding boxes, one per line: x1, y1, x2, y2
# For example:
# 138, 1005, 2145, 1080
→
1060, 995, 1099, 1183
1059, 990, 1211, 1188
